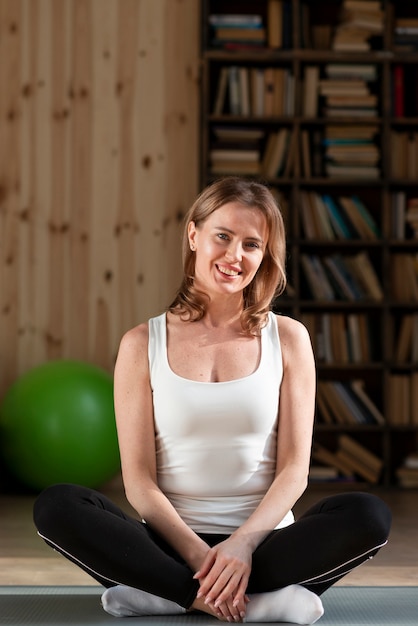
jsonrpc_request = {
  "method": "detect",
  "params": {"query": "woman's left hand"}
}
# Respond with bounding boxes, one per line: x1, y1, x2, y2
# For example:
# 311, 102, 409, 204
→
194, 536, 252, 618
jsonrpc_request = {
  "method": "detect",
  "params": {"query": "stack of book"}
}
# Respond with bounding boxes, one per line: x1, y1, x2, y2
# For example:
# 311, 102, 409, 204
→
302, 312, 374, 364
320, 63, 378, 116
332, 0, 384, 52
312, 434, 383, 484
209, 14, 266, 50
393, 17, 418, 52
209, 126, 265, 176
318, 65, 381, 179
388, 373, 418, 426
323, 124, 380, 179
301, 251, 383, 302
396, 453, 418, 488
299, 192, 380, 241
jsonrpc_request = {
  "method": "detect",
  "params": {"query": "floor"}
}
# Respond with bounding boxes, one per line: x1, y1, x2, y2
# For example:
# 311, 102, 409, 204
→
1, 477, 417, 587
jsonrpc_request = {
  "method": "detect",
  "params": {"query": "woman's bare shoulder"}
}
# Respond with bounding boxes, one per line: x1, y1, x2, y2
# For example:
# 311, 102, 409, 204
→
273, 313, 313, 362
117, 322, 149, 363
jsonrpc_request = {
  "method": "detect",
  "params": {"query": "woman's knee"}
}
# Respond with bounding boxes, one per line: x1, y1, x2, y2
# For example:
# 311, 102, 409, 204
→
338, 491, 392, 545
33, 483, 89, 534
359, 492, 391, 539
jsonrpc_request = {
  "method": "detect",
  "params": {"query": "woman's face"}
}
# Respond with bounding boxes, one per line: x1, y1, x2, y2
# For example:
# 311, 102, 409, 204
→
188, 201, 268, 299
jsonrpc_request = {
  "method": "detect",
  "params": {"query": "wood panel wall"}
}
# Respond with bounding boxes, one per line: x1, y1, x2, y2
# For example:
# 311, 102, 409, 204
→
0, 0, 200, 396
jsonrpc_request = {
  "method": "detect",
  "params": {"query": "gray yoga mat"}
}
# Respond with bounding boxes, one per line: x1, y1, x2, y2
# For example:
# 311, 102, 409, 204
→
0, 586, 417, 625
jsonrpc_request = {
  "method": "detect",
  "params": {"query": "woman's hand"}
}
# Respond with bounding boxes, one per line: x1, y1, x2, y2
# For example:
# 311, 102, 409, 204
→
193, 536, 252, 620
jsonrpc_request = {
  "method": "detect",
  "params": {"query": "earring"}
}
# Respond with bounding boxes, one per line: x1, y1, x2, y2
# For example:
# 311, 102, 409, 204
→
190, 244, 195, 251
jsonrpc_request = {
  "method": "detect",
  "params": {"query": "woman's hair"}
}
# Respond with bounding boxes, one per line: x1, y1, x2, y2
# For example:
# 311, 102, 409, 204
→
169, 176, 287, 335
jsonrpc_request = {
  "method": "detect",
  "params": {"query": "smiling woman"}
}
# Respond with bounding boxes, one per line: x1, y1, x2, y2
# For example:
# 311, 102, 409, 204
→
33, 177, 391, 625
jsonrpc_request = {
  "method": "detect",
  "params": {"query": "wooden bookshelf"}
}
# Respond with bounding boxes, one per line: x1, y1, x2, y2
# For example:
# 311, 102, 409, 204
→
200, 0, 418, 488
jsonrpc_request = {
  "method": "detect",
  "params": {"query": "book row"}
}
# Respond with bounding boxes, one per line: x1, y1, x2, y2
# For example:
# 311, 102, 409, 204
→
388, 372, 418, 427
209, 1, 387, 53
299, 191, 380, 241
212, 65, 295, 118
302, 312, 418, 365
316, 379, 384, 426
302, 313, 375, 365
210, 125, 418, 182
301, 251, 418, 303
300, 251, 383, 302
212, 63, 383, 120
209, 125, 383, 180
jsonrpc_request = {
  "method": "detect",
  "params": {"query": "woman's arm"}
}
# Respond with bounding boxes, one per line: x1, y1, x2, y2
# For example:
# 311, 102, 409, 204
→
114, 324, 209, 572
195, 315, 316, 608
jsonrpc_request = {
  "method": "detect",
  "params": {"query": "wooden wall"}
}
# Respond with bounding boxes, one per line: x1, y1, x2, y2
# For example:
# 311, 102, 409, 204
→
0, 0, 200, 396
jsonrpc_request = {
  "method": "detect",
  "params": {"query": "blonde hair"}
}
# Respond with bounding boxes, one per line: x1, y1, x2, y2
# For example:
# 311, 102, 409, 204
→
169, 177, 287, 335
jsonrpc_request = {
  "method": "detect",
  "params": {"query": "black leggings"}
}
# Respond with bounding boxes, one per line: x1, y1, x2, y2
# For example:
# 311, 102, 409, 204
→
33, 484, 391, 609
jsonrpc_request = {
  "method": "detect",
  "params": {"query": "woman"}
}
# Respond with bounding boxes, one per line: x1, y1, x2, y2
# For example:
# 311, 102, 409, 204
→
34, 177, 391, 624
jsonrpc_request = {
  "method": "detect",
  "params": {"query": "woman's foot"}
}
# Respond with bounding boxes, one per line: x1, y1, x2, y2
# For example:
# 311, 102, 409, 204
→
101, 585, 187, 617
244, 585, 324, 624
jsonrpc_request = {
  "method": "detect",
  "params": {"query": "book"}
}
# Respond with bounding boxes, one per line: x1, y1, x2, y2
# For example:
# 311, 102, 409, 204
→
303, 66, 319, 117
267, 0, 283, 49
212, 127, 265, 142
228, 66, 241, 115
393, 65, 405, 117
209, 15, 263, 27
388, 375, 410, 426
261, 128, 289, 178
346, 252, 384, 301
411, 372, 418, 426
325, 164, 380, 179
300, 130, 311, 178
210, 160, 261, 175
213, 67, 229, 115
321, 195, 353, 239
338, 434, 383, 483
250, 68, 264, 116
309, 465, 340, 481
338, 196, 379, 240
300, 254, 335, 301
214, 27, 266, 43
348, 380, 385, 425
395, 315, 415, 362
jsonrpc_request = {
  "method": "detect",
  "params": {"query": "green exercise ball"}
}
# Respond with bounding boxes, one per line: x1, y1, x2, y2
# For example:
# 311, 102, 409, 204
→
0, 360, 120, 491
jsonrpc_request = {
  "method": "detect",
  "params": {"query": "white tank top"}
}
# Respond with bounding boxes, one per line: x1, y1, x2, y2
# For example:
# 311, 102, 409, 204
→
148, 311, 294, 534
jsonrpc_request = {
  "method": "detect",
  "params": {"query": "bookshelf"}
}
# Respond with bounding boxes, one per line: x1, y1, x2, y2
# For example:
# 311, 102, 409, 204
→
200, 0, 418, 488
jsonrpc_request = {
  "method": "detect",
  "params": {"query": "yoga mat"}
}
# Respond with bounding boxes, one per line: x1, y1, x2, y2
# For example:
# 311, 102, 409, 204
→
0, 586, 417, 625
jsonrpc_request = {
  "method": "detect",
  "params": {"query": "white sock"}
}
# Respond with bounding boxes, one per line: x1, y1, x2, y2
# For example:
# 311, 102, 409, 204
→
244, 585, 324, 624
101, 585, 187, 617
